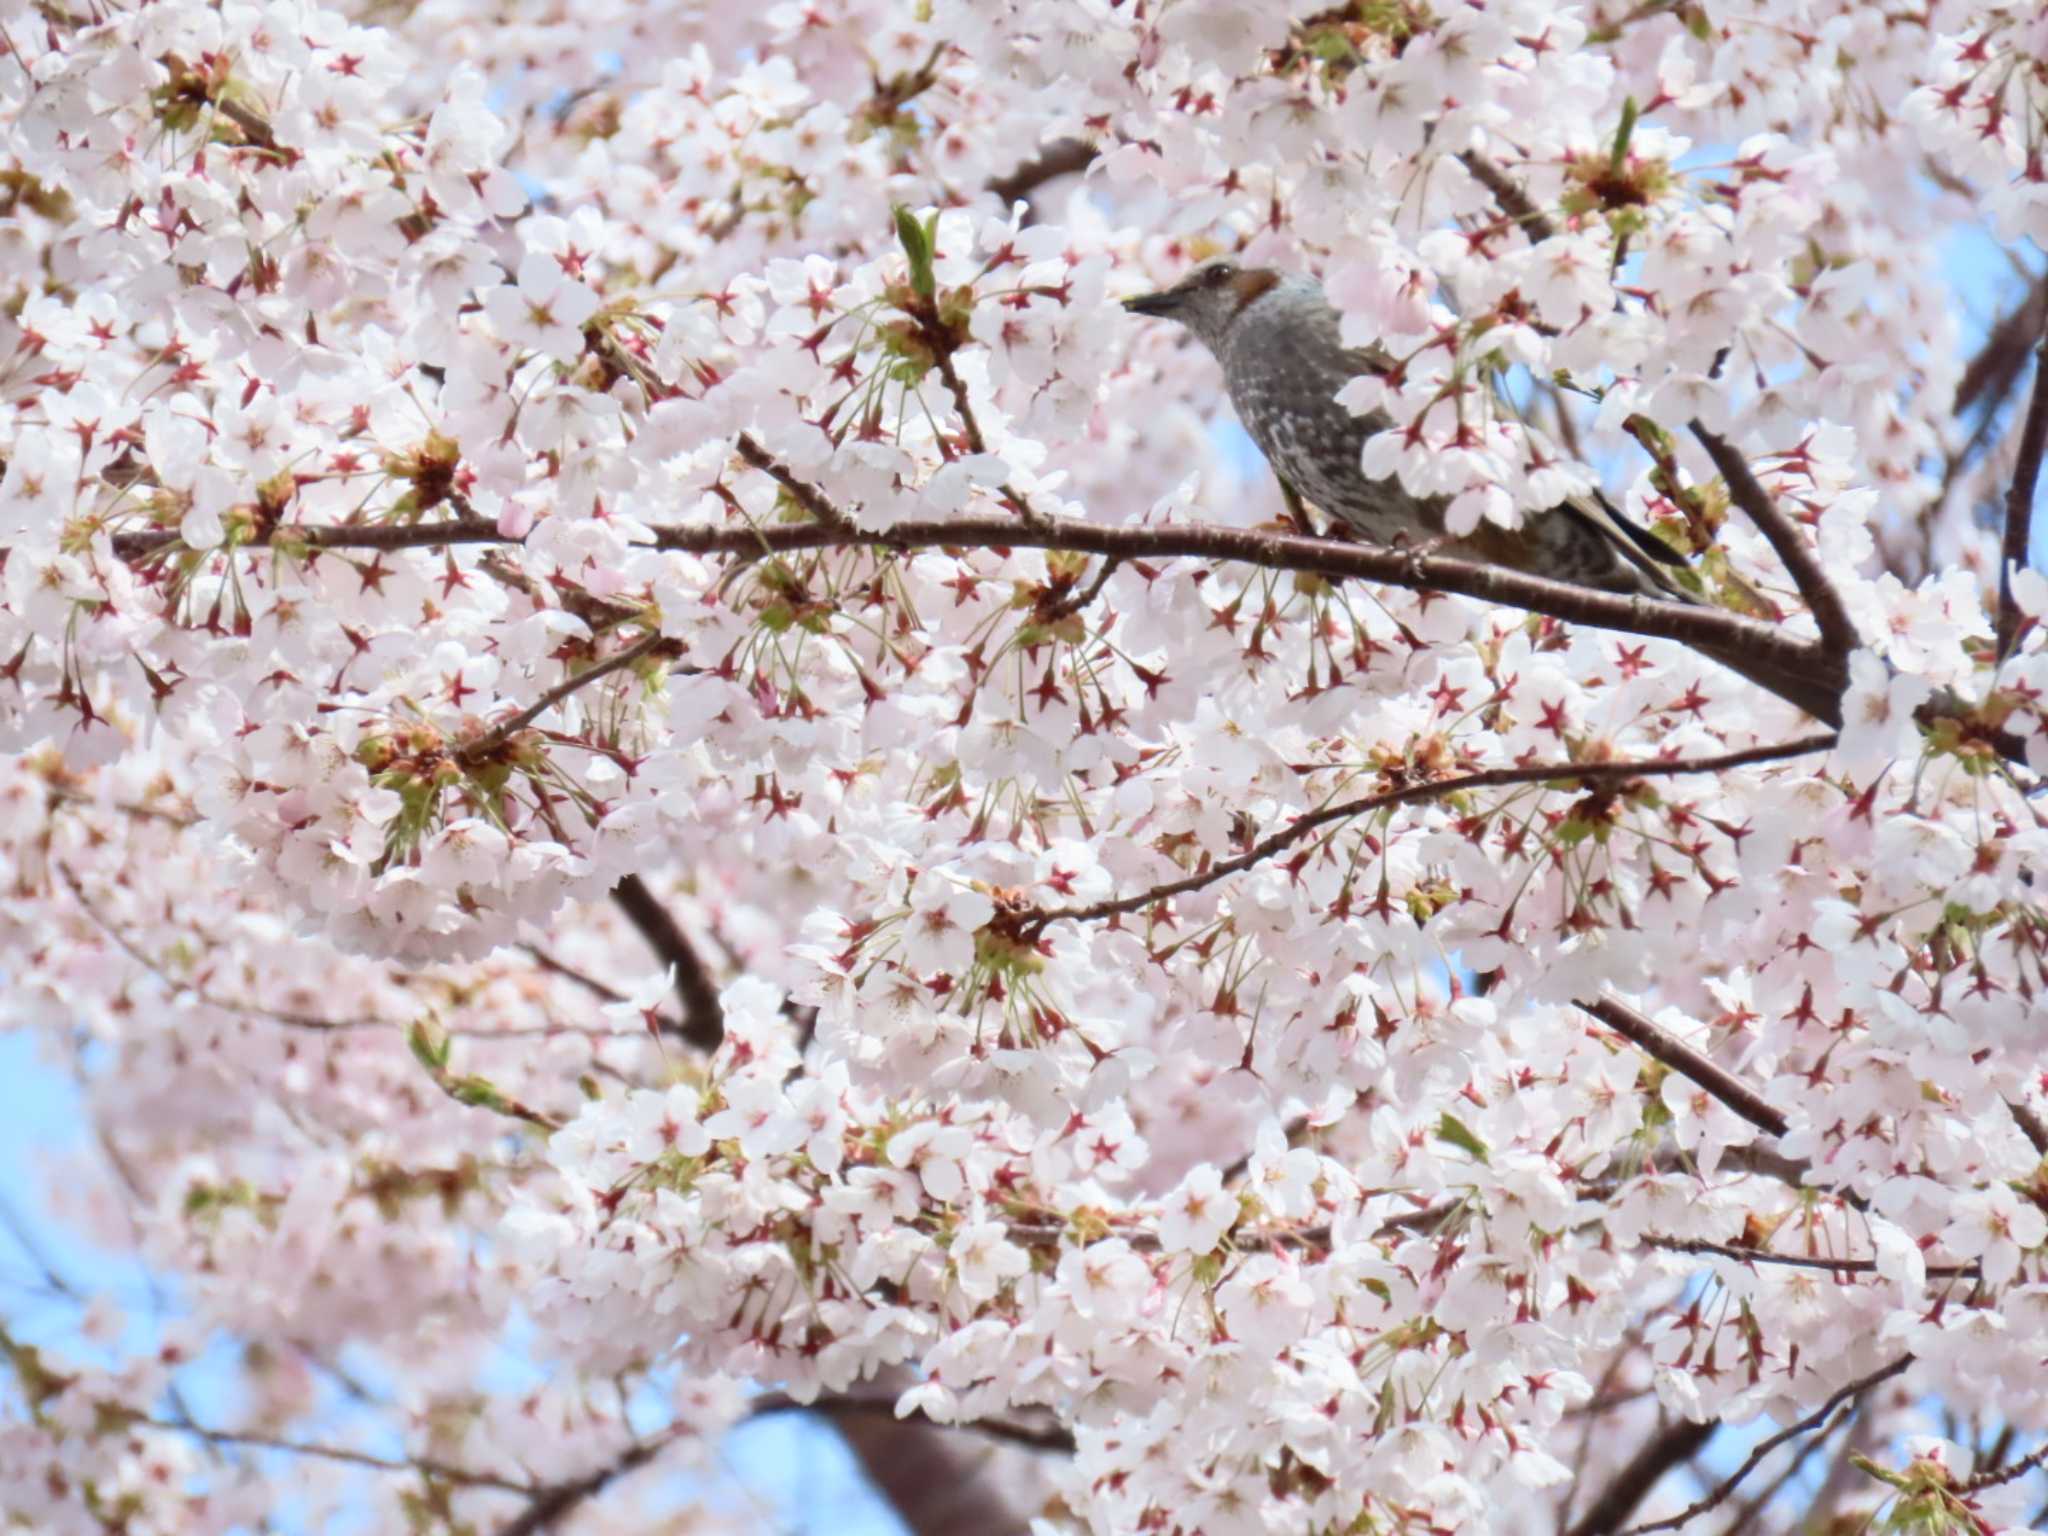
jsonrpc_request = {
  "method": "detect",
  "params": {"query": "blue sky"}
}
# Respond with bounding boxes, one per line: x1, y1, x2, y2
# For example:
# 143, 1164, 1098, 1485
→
0, 1029, 908, 1531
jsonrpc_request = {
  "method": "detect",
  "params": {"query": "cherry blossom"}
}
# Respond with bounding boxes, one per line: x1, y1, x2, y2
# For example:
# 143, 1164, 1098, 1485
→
1, 0, 2046, 1532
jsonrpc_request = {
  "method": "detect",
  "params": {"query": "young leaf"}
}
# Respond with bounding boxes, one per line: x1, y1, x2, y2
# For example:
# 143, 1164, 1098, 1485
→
1435, 1112, 1491, 1164
894, 204, 936, 299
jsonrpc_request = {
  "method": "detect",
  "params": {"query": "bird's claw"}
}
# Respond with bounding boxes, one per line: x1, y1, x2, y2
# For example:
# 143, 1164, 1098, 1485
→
1395, 532, 1452, 582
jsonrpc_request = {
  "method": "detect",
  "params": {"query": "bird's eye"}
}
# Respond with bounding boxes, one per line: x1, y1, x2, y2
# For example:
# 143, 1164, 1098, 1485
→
1204, 262, 1238, 286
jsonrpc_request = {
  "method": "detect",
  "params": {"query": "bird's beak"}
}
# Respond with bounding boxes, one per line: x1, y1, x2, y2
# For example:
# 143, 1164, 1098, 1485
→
1122, 289, 1180, 318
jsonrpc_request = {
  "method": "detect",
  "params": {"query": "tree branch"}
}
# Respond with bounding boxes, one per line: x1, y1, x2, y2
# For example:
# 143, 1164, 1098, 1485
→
134, 1414, 531, 1493
1690, 424, 1860, 659
2010, 1098, 2048, 1156
609, 873, 726, 1051
1962, 1438, 2048, 1493
734, 432, 852, 529
1997, 335, 2048, 662
115, 508, 1836, 686
783, 1367, 1049, 1536
1029, 735, 1835, 932
1619, 1355, 1913, 1536
1719, 1411, 1851, 1536
1567, 1418, 1718, 1536
1458, 150, 1559, 245
1957, 270, 2048, 419
985, 139, 1097, 214
108, 387, 1883, 732
1645, 1235, 1975, 1279
496, 1433, 680, 1536
753, 1392, 1077, 1455
456, 634, 666, 764
520, 941, 689, 1040
1580, 996, 1789, 1138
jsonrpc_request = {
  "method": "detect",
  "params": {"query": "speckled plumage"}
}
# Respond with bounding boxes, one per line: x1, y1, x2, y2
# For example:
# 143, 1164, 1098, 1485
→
1123, 259, 1843, 722
1125, 261, 1677, 596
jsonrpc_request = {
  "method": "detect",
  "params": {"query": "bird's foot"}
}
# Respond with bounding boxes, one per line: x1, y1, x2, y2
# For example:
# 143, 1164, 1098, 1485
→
1393, 532, 1453, 583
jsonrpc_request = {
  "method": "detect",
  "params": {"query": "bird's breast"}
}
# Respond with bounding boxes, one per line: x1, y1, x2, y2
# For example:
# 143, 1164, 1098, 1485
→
1221, 324, 1435, 545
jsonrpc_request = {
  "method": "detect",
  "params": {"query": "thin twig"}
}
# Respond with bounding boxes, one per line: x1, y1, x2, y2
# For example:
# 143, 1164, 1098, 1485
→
1581, 996, 1789, 1138
458, 634, 664, 764
1962, 1439, 2048, 1493
908, 295, 1043, 524
1645, 1235, 1975, 1279
734, 432, 852, 529
1720, 1410, 1850, 1536
495, 1430, 684, 1536
520, 942, 695, 1045
1041, 555, 1124, 623
1031, 736, 1836, 931
135, 1415, 531, 1493
1997, 336, 2048, 662
1691, 424, 1860, 659
211, 95, 280, 153
1619, 1355, 1913, 1536
57, 862, 391, 1034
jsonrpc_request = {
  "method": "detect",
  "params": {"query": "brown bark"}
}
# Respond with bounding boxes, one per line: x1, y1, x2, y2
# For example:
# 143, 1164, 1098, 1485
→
819, 1371, 1047, 1536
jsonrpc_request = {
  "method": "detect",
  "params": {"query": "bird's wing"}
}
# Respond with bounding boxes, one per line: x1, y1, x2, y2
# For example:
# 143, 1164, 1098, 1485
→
1553, 492, 1695, 601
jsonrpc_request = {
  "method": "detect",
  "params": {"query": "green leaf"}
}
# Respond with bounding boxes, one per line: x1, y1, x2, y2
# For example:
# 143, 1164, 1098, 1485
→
1434, 1112, 1491, 1164
894, 204, 936, 299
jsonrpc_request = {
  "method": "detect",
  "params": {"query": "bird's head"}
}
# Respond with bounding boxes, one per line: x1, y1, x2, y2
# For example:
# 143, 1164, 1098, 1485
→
1122, 258, 1283, 350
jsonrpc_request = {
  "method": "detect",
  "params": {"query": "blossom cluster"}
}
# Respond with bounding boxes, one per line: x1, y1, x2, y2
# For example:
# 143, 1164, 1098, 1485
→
1, 0, 2046, 1532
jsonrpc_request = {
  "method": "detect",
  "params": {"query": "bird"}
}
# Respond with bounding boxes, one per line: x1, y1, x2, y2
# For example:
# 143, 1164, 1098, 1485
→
1123, 258, 1843, 724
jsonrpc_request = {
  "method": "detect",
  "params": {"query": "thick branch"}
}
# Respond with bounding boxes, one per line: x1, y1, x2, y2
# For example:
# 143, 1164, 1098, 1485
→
1997, 336, 2048, 662
610, 874, 726, 1051
1619, 1355, 1913, 1536
1580, 997, 1789, 1138
753, 1392, 1077, 1455
1957, 271, 2048, 418
985, 139, 1097, 211
115, 510, 1835, 683
112, 518, 504, 561
798, 1367, 1046, 1536
1690, 425, 1859, 659
1567, 1418, 1718, 1536
1030, 736, 1835, 931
